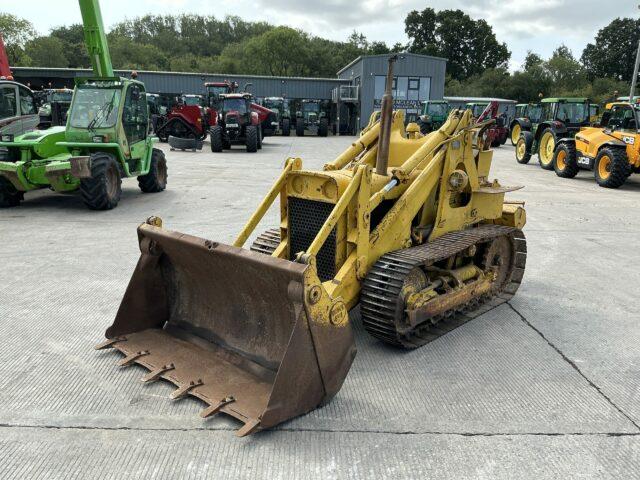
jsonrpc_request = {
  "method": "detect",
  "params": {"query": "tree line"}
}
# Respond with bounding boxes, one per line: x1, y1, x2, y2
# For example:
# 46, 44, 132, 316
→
0, 8, 637, 103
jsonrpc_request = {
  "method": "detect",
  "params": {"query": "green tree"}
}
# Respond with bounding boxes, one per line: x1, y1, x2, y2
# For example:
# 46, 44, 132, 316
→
405, 8, 510, 80
240, 27, 311, 76
523, 51, 544, 72
50, 24, 89, 68
368, 41, 390, 55
24, 37, 68, 67
0, 13, 37, 65
545, 45, 588, 92
581, 18, 640, 81
109, 37, 170, 71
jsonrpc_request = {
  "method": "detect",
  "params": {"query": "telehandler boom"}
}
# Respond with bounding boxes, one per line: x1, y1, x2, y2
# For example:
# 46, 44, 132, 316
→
97, 57, 527, 436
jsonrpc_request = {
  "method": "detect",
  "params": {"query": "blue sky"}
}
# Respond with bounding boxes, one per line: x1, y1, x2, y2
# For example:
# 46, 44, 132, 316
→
5, 0, 640, 71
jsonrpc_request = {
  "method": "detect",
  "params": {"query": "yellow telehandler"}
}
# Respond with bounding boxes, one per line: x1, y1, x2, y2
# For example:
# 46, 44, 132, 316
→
96, 57, 527, 436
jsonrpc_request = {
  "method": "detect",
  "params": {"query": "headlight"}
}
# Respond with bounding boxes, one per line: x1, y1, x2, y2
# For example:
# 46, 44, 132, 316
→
1, 134, 14, 142
92, 135, 106, 143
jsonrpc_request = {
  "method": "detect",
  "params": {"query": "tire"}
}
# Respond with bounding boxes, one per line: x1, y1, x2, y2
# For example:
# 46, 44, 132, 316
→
282, 118, 291, 136
0, 177, 23, 207
257, 126, 263, 149
538, 128, 556, 170
515, 132, 533, 164
491, 135, 501, 148
510, 123, 521, 146
553, 142, 579, 178
594, 147, 629, 188
296, 118, 305, 136
138, 148, 167, 193
245, 125, 258, 153
80, 152, 122, 210
318, 118, 329, 137
210, 125, 223, 152
500, 131, 508, 145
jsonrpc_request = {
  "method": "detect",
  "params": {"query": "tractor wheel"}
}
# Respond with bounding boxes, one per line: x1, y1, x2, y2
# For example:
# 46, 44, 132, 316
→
138, 149, 168, 193
257, 126, 263, 149
510, 124, 521, 146
491, 135, 501, 148
594, 147, 629, 188
245, 125, 258, 153
210, 126, 223, 152
538, 128, 556, 170
282, 118, 291, 136
296, 118, 305, 136
515, 132, 533, 164
319, 118, 329, 137
500, 131, 508, 145
80, 152, 122, 210
0, 177, 23, 207
553, 142, 579, 179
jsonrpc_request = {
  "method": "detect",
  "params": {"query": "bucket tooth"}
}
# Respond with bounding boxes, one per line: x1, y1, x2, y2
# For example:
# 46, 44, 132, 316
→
236, 418, 261, 437
170, 379, 203, 400
200, 396, 235, 419
141, 363, 175, 383
118, 350, 149, 367
94, 336, 127, 350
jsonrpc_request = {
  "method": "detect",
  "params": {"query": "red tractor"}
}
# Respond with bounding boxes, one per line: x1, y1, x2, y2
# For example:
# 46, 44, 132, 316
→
470, 101, 509, 148
155, 94, 212, 143
156, 81, 273, 149
209, 93, 263, 153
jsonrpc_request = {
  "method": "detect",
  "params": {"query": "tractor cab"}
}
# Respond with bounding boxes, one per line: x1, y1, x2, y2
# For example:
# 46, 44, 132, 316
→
38, 88, 73, 128
300, 100, 322, 125
0, 80, 39, 137
65, 77, 149, 164
466, 102, 490, 120
181, 94, 204, 107
418, 100, 450, 134
205, 81, 237, 111
263, 97, 289, 120
541, 98, 590, 128
422, 100, 449, 118
600, 102, 640, 132
219, 93, 255, 130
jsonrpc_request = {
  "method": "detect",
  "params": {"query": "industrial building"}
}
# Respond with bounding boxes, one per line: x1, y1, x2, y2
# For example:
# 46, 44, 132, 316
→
12, 53, 447, 134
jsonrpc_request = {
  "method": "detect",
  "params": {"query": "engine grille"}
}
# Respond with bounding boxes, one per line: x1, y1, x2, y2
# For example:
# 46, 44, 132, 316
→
288, 197, 336, 282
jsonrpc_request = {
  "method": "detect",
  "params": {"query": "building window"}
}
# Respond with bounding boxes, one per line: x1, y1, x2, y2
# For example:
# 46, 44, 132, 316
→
395, 77, 408, 100
409, 78, 420, 90
419, 77, 431, 101
374, 75, 386, 100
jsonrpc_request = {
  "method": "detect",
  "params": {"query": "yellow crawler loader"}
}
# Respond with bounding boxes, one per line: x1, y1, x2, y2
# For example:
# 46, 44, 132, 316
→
96, 57, 527, 436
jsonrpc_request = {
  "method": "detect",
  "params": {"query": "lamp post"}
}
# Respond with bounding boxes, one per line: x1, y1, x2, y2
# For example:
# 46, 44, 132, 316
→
629, 4, 640, 100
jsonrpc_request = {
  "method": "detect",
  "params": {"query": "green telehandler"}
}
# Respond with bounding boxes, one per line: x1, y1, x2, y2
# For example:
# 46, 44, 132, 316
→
0, 0, 166, 210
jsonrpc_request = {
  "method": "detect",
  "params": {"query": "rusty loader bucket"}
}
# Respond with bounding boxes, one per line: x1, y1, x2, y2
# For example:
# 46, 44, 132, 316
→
96, 219, 356, 436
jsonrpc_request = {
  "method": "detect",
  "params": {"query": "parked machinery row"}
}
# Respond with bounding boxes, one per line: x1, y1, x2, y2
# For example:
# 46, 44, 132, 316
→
512, 97, 639, 188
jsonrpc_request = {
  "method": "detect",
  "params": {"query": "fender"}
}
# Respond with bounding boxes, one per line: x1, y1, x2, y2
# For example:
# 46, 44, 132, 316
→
514, 118, 532, 130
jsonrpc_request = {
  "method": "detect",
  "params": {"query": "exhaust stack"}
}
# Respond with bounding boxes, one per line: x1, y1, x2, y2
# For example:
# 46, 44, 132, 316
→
375, 55, 398, 176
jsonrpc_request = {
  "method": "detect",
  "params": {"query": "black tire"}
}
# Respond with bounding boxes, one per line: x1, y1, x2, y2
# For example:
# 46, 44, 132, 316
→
553, 142, 579, 179
491, 136, 501, 148
515, 132, 533, 164
257, 126, 263, 149
0, 177, 23, 207
80, 152, 122, 210
210, 125, 223, 152
594, 147, 630, 188
282, 118, 291, 136
500, 131, 508, 145
138, 149, 167, 193
245, 125, 258, 153
318, 118, 329, 137
538, 128, 556, 170
296, 118, 305, 136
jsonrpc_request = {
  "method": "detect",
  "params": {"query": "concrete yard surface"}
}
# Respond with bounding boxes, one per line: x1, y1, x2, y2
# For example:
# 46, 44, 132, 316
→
0, 136, 639, 479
